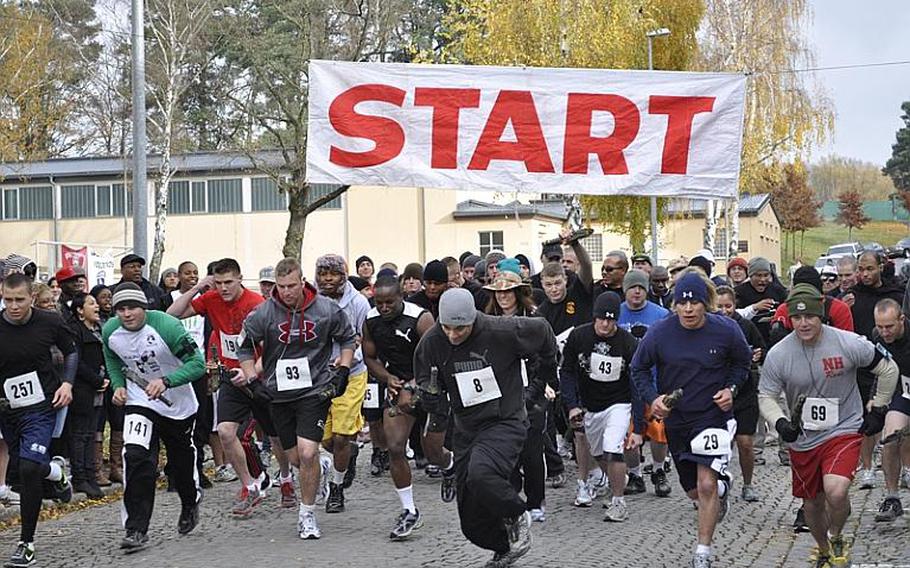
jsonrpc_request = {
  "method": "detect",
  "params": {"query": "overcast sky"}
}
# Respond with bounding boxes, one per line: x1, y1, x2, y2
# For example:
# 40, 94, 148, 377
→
809, 0, 910, 166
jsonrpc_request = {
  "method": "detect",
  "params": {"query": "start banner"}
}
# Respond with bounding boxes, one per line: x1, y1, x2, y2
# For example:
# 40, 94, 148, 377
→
306, 60, 746, 199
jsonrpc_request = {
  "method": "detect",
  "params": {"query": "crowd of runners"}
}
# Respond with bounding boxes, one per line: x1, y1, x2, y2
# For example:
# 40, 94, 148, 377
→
0, 234, 908, 568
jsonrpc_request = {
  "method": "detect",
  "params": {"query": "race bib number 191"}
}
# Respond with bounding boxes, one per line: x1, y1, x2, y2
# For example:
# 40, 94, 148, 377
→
123, 414, 154, 450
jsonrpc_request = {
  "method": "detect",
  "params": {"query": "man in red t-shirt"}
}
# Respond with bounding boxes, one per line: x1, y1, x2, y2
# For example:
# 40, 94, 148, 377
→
168, 258, 293, 516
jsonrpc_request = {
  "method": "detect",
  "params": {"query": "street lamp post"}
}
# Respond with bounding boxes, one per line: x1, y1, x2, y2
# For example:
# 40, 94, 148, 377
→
646, 28, 670, 263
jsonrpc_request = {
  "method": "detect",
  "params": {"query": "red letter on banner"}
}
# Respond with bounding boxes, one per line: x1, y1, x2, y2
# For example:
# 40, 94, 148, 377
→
414, 88, 481, 169
563, 94, 640, 175
649, 95, 715, 174
328, 84, 407, 168
468, 91, 555, 173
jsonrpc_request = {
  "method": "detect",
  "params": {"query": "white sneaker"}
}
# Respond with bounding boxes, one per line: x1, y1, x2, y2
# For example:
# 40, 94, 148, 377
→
573, 479, 593, 507
587, 470, 609, 497
529, 508, 546, 522
213, 464, 238, 483
858, 469, 875, 490
316, 455, 332, 505
298, 510, 321, 539
603, 500, 628, 522
0, 485, 20, 506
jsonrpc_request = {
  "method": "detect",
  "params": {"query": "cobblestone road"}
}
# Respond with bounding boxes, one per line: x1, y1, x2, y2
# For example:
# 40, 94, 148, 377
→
1, 445, 908, 568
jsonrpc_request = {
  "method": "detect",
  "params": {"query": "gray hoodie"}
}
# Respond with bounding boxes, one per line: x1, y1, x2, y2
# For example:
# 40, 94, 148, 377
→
238, 281, 356, 402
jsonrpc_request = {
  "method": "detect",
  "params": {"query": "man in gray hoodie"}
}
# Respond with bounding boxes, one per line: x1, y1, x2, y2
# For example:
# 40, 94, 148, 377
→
237, 257, 356, 541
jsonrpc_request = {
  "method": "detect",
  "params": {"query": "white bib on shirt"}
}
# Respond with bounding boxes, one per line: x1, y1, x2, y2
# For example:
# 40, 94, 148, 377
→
220, 333, 241, 360
123, 414, 154, 450
363, 382, 380, 409
455, 366, 502, 407
802, 397, 839, 431
901, 375, 910, 401
275, 357, 312, 391
691, 427, 732, 457
3, 371, 45, 409
589, 354, 622, 382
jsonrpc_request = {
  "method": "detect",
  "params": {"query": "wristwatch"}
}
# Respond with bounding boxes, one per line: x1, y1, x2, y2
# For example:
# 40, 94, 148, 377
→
161, 377, 173, 390
727, 384, 737, 397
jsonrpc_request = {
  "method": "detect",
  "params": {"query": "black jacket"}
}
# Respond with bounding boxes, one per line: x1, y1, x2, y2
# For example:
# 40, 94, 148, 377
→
414, 313, 558, 431
116, 277, 168, 311
851, 279, 904, 339
68, 321, 106, 415
873, 320, 910, 402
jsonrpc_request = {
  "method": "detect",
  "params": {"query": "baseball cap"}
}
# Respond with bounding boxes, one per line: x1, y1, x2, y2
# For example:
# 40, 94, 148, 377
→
259, 266, 276, 283
55, 265, 86, 283
120, 253, 146, 267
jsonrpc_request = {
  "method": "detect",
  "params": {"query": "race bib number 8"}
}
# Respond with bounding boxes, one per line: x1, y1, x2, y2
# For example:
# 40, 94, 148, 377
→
589, 354, 622, 382
455, 366, 502, 407
276, 357, 312, 391
363, 382, 380, 409
123, 414, 154, 450
802, 397, 839, 431
3, 372, 45, 409
691, 427, 732, 457
220, 333, 241, 360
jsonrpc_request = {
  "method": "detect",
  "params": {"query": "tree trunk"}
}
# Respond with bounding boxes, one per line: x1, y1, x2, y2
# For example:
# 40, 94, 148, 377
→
703, 199, 717, 251
727, 198, 740, 258
800, 230, 805, 257
283, 183, 308, 261
149, 178, 169, 283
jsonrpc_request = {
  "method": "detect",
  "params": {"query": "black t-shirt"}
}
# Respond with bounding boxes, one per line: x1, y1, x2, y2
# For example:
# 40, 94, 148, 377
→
734, 280, 787, 343
560, 323, 638, 412
592, 282, 625, 303
0, 308, 75, 406
407, 290, 439, 320
365, 302, 425, 380
536, 276, 593, 338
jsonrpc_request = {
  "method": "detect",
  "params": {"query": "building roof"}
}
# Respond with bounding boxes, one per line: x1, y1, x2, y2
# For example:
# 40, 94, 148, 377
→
0, 151, 287, 183
664, 193, 773, 218
453, 199, 570, 222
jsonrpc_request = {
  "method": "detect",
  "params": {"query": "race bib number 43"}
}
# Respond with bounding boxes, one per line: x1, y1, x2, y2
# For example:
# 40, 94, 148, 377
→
3, 371, 45, 409
455, 366, 502, 407
589, 354, 622, 382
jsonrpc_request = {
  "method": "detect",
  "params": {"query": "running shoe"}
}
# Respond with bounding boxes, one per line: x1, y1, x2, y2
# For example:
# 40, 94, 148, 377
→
298, 510, 321, 540
778, 449, 790, 466
258, 472, 271, 494
547, 472, 567, 489
829, 535, 849, 566
663, 457, 672, 472
177, 501, 200, 535
588, 470, 608, 497
574, 479, 593, 507
874, 497, 903, 522
4, 542, 34, 568
231, 485, 263, 516
603, 501, 628, 522
370, 449, 384, 477
652, 469, 672, 497
484, 552, 509, 568
624, 472, 645, 495
325, 482, 345, 513
858, 469, 875, 489
504, 511, 531, 552
740, 485, 760, 502
691, 552, 711, 568
280, 480, 298, 508
812, 552, 832, 568
717, 478, 731, 523
389, 509, 423, 541
260, 449, 272, 470
440, 465, 456, 503
50, 457, 73, 503
793, 507, 810, 533
343, 443, 359, 489
642, 463, 654, 475
425, 464, 442, 478
213, 464, 238, 483
120, 530, 149, 552
316, 455, 332, 504
529, 508, 546, 522
0, 486, 20, 506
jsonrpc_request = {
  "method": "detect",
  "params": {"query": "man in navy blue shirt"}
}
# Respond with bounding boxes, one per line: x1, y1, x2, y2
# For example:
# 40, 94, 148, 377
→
631, 269, 752, 568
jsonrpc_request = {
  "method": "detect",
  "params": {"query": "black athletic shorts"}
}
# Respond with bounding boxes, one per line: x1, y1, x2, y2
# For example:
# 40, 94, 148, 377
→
733, 394, 759, 436
216, 383, 277, 437
271, 396, 332, 449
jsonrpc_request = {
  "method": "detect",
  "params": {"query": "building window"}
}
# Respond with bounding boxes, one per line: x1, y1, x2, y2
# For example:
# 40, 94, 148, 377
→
580, 233, 603, 262
191, 181, 206, 213
97, 185, 112, 216
252, 177, 287, 211
3, 189, 18, 220
112, 183, 133, 216
738, 240, 749, 253
307, 183, 342, 210
712, 231, 728, 259
19, 186, 53, 220
61, 184, 96, 218
207, 178, 242, 213
169, 180, 190, 214
479, 231, 504, 256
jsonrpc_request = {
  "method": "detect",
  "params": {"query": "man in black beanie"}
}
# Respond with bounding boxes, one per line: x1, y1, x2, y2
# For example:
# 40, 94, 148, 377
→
407, 260, 448, 320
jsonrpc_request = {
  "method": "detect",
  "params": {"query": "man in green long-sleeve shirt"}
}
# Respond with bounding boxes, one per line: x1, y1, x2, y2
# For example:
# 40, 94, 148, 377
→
102, 283, 205, 552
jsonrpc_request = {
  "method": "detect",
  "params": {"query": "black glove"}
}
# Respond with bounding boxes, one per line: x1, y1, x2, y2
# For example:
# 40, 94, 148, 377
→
775, 417, 801, 443
332, 366, 350, 399
859, 406, 887, 436
248, 379, 274, 403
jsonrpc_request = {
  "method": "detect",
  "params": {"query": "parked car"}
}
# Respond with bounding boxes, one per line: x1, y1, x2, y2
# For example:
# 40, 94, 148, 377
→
825, 242, 863, 259
814, 256, 837, 271
895, 236, 910, 258
863, 242, 885, 255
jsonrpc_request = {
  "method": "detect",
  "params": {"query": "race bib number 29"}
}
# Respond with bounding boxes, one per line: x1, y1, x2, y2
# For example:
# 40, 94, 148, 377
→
691, 427, 732, 457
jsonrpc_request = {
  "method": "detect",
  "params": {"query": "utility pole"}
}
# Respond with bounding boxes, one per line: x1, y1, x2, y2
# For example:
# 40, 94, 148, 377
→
131, 0, 148, 266
646, 28, 670, 262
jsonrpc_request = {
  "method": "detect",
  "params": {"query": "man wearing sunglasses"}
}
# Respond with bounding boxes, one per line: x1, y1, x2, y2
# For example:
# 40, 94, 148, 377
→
593, 251, 628, 302
820, 267, 840, 298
